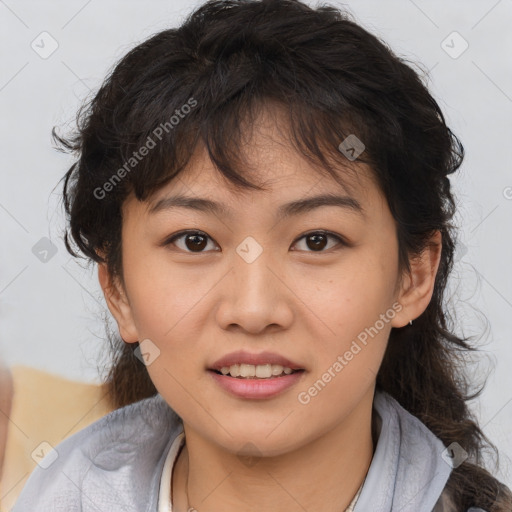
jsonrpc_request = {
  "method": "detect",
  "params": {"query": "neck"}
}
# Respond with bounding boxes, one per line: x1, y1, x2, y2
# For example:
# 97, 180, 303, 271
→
172, 387, 376, 512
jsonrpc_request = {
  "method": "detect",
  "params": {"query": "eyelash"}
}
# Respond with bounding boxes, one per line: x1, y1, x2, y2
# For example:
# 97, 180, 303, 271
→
162, 229, 347, 254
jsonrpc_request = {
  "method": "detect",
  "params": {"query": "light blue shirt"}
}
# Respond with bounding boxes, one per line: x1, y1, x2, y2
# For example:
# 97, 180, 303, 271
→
12, 389, 487, 512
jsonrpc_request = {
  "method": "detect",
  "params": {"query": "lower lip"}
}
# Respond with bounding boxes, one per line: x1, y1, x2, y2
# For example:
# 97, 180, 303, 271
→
208, 370, 305, 399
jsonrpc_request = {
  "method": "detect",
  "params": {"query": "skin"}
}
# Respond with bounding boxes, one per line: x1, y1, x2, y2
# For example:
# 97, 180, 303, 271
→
98, 107, 442, 512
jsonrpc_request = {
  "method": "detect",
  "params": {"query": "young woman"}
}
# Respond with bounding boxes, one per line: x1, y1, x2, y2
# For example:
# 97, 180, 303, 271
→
13, 0, 512, 511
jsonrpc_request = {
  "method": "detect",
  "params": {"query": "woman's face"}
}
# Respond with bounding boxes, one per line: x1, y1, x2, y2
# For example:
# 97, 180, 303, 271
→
102, 111, 431, 458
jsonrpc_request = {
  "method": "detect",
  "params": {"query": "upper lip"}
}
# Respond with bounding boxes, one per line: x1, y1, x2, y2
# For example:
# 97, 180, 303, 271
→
209, 350, 304, 372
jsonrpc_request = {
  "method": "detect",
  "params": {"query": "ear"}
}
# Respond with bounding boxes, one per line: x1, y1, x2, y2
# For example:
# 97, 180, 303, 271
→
391, 230, 442, 328
97, 263, 139, 343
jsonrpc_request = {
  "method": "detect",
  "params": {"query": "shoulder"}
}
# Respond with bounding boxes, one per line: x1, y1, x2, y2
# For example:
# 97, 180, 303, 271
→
372, 390, 453, 476
354, 389, 454, 511
13, 393, 183, 512
375, 392, 489, 512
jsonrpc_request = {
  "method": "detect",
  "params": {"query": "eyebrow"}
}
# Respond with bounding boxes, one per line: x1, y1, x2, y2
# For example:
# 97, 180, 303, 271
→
148, 192, 365, 220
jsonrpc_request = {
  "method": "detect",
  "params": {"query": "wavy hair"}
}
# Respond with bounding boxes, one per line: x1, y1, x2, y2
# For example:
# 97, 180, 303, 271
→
54, 1, 511, 509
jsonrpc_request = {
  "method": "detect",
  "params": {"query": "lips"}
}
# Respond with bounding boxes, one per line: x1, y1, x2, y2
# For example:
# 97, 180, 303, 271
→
208, 350, 304, 372
209, 368, 304, 399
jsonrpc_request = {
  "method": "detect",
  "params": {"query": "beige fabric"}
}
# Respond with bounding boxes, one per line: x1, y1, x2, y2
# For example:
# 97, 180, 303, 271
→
0, 366, 113, 512
0, 364, 13, 484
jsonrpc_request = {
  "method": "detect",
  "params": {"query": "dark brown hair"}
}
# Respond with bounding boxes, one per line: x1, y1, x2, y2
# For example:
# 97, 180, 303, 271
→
54, 0, 512, 509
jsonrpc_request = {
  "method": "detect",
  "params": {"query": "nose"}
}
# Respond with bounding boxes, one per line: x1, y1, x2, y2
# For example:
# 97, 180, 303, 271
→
215, 245, 294, 335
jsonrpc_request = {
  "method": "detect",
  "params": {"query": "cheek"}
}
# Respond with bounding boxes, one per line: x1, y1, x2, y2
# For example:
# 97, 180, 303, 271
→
123, 248, 214, 340
303, 251, 397, 371
311, 251, 396, 328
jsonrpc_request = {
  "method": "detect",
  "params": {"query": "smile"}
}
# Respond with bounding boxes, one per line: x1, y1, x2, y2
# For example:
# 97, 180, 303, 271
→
214, 363, 302, 379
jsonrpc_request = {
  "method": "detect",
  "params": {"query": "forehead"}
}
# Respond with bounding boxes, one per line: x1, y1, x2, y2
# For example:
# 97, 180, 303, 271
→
137, 104, 381, 217
146, 153, 367, 217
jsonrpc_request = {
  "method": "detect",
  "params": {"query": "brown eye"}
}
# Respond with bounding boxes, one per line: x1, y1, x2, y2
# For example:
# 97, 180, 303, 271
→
184, 233, 208, 251
165, 230, 218, 253
164, 230, 346, 254
292, 231, 345, 252
306, 233, 328, 251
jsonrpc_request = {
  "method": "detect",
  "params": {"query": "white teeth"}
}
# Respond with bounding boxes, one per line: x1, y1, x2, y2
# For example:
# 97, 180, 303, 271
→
272, 364, 284, 375
240, 364, 256, 377
218, 363, 298, 379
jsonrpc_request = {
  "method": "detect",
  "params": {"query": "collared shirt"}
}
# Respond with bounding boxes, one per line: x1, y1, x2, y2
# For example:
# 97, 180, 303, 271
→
12, 388, 488, 512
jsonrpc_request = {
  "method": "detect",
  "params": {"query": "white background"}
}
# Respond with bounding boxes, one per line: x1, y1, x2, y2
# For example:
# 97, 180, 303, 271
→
1, 0, 511, 488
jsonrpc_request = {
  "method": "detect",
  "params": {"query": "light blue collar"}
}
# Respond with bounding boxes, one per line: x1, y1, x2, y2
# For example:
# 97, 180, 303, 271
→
354, 389, 452, 512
